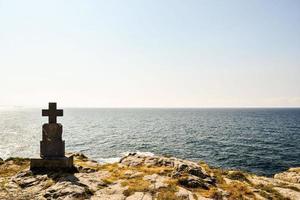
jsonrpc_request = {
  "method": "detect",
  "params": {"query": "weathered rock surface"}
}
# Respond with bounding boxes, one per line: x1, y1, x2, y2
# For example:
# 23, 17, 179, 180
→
0, 153, 300, 200
274, 167, 300, 183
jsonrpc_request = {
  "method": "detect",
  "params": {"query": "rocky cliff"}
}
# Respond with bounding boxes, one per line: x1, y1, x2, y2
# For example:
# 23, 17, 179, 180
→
0, 153, 299, 200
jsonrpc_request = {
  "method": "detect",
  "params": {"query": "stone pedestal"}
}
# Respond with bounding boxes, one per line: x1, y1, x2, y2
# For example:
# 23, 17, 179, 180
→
40, 124, 65, 158
30, 156, 74, 170
30, 124, 73, 170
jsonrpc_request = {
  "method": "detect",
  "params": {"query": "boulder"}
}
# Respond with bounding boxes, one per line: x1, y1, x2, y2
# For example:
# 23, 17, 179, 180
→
178, 175, 210, 189
44, 181, 92, 199
143, 174, 168, 190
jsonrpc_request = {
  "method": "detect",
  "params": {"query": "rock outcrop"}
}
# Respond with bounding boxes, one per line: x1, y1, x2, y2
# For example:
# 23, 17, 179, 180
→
274, 168, 300, 184
0, 153, 300, 200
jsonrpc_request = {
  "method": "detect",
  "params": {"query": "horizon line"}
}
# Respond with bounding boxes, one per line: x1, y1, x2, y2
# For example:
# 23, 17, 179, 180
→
1, 105, 300, 109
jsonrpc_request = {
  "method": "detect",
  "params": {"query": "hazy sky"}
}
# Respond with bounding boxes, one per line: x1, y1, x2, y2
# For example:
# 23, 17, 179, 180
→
0, 0, 299, 107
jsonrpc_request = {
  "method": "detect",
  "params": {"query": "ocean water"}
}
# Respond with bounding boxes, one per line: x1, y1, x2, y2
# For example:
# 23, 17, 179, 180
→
0, 108, 299, 176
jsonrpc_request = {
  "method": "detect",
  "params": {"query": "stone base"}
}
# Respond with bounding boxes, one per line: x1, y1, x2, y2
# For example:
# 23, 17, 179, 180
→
30, 156, 74, 171
40, 140, 65, 158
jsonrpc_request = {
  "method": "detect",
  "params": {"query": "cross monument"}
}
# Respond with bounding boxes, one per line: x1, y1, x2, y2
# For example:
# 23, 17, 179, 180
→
30, 102, 74, 170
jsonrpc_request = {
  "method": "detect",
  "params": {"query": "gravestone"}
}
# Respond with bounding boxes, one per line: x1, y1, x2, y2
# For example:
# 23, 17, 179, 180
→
30, 102, 73, 170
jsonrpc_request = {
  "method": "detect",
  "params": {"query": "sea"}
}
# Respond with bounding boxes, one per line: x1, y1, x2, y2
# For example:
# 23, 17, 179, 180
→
0, 108, 299, 176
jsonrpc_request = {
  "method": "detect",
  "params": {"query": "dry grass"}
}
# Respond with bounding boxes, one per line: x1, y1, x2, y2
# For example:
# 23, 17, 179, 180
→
137, 166, 173, 176
122, 177, 150, 196
255, 184, 290, 200
96, 162, 178, 197
42, 179, 54, 190
101, 177, 115, 185
98, 163, 129, 182
0, 158, 29, 177
156, 184, 179, 200
97, 163, 173, 182
208, 168, 226, 185
222, 182, 255, 200
195, 187, 219, 198
195, 178, 255, 199
226, 171, 251, 183
196, 182, 254, 200
0, 178, 8, 191
0, 158, 30, 199
156, 189, 180, 200
199, 162, 228, 185
198, 161, 210, 171
97, 163, 120, 171
197, 162, 259, 199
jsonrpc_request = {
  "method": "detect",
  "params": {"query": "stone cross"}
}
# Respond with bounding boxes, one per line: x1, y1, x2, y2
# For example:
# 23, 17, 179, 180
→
30, 102, 73, 171
42, 102, 63, 124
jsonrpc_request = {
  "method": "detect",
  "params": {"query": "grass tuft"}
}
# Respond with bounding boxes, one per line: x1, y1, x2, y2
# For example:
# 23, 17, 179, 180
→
156, 185, 179, 200
122, 177, 150, 196
226, 171, 251, 183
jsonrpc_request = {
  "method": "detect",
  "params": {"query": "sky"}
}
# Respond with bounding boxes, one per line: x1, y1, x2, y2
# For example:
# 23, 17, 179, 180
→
0, 0, 299, 108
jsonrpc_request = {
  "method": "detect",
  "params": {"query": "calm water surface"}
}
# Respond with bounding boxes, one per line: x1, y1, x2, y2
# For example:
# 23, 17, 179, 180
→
0, 108, 299, 176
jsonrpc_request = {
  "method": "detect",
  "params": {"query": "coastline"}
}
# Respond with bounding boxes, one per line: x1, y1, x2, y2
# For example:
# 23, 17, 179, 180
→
1, 153, 300, 200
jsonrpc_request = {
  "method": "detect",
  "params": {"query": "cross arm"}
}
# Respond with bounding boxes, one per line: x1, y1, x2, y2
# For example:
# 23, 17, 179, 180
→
56, 109, 63, 116
42, 109, 49, 116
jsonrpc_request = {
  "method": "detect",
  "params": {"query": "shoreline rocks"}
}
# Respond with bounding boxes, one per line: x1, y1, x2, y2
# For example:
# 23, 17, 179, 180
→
274, 167, 300, 184
0, 153, 300, 199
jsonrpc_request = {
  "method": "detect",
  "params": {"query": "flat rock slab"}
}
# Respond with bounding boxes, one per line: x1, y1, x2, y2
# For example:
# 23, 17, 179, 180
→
30, 156, 73, 170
